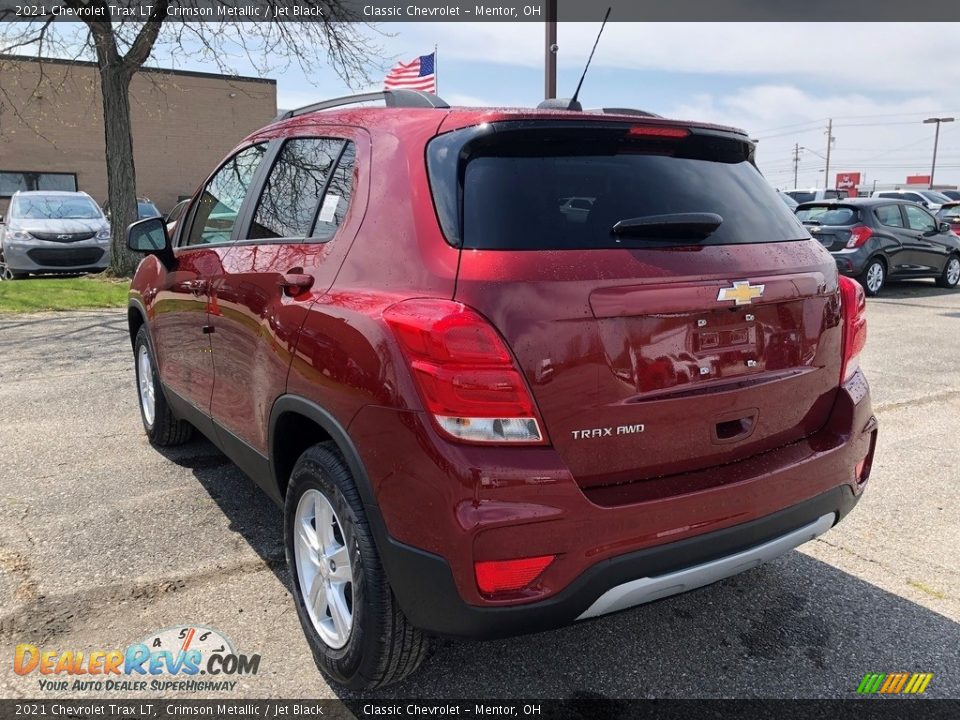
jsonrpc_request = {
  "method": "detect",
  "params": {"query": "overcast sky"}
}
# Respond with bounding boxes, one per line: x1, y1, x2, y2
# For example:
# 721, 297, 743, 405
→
109, 22, 960, 190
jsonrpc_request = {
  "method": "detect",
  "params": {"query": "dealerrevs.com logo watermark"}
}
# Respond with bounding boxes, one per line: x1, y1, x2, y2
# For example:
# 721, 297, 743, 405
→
13, 625, 260, 693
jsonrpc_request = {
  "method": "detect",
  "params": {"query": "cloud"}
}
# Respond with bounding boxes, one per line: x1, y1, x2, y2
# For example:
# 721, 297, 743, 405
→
409, 22, 960, 93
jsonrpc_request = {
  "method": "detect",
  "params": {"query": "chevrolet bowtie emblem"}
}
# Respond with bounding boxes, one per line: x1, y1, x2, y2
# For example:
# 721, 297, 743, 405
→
717, 281, 765, 306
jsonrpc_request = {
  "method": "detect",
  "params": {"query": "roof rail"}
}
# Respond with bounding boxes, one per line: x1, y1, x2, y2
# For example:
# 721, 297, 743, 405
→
276, 89, 449, 120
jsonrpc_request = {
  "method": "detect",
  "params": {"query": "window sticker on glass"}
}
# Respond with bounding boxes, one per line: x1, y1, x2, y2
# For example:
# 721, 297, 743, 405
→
318, 194, 340, 223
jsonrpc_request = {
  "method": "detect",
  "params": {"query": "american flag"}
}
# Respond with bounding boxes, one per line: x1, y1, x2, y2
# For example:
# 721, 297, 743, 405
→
383, 53, 436, 93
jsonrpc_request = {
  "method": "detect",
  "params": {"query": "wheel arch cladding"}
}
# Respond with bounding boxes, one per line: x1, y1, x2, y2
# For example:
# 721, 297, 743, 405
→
128, 303, 146, 350
269, 395, 377, 509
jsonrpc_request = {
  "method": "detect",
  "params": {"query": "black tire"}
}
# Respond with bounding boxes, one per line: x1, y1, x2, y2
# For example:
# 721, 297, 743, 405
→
133, 326, 193, 446
936, 253, 960, 289
284, 443, 430, 689
857, 257, 885, 297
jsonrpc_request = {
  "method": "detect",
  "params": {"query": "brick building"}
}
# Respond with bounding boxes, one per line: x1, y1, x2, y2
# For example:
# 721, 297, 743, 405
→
0, 55, 277, 217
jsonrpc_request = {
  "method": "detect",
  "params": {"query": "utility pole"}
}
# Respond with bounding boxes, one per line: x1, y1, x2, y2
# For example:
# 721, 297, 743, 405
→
792, 143, 800, 187
824, 119, 833, 190
923, 117, 954, 189
544, 0, 557, 99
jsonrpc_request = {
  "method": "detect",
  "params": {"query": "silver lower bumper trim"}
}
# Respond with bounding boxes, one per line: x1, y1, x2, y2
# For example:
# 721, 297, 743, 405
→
576, 512, 836, 620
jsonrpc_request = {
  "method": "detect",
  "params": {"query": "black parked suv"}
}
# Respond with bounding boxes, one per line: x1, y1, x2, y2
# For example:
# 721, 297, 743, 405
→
797, 198, 960, 295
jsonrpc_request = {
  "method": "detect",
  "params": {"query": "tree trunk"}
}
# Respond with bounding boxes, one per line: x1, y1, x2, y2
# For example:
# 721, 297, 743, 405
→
98, 63, 139, 276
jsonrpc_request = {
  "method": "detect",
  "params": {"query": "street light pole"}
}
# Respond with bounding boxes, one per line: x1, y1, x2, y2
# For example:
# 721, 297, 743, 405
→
923, 117, 954, 189
545, 0, 557, 99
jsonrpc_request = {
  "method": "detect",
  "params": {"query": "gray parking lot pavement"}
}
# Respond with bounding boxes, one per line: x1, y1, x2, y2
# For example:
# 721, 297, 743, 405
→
0, 281, 958, 700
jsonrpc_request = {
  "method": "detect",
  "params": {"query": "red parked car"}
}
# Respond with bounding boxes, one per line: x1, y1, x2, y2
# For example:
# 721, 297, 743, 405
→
125, 90, 876, 689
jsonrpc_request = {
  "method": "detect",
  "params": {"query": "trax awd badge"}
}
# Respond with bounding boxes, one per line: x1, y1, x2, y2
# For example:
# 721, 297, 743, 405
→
717, 280, 765, 306
572, 424, 645, 440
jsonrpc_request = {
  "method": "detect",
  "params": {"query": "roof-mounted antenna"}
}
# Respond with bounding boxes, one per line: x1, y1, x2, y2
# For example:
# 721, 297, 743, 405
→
569, 7, 612, 111
537, 7, 611, 112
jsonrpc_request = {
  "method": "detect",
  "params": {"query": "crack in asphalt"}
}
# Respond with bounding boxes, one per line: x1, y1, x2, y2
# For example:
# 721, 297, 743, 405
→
873, 388, 960, 415
0, 557, 287, 644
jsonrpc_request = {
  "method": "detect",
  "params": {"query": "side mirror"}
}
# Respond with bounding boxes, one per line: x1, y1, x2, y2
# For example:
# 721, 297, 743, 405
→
127, 217, 175, 268
939, 221, 951, 233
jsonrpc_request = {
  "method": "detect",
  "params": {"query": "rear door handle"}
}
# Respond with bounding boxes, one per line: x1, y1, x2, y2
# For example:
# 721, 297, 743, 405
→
279, 271, 314, 297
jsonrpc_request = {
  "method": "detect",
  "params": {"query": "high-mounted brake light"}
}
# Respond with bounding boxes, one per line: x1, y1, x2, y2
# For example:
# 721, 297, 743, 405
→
839, 276, 867, 382
846, 225, 873, 248
384, 299, 546, 444
627, 125, 690, 138
475, 555, 555, 595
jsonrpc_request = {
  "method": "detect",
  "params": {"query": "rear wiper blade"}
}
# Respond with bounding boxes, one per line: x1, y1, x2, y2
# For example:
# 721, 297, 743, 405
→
610, 212, 723, 240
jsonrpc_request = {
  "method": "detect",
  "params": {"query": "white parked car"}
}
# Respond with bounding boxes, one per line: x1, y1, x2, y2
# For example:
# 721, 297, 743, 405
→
871, 189, 952, 212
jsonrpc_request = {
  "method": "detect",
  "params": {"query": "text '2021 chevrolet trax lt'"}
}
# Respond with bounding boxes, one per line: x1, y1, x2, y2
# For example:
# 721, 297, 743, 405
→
126, 90, 877, 689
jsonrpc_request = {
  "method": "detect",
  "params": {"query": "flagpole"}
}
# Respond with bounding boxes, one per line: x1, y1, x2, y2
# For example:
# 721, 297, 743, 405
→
434, 43, 439, 94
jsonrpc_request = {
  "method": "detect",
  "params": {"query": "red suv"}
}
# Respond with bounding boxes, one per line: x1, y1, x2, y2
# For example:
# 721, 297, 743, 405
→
125, 90, 876, 689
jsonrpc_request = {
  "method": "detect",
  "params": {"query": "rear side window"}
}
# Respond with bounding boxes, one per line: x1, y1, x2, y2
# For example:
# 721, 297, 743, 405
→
875, 205, 904, 227
796, 206, 858, 225
448, 129, 805, 250
312, 142, 356, 240
250, 138, 351, 240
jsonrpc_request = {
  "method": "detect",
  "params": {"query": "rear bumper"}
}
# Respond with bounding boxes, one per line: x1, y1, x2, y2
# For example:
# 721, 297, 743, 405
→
351, 370, 876, 639
375, 485, 859, 638
830, 248, 871, 276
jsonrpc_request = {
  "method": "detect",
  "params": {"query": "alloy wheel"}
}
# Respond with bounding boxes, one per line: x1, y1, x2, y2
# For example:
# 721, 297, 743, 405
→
947, 257, 960, 286
137, 344, 156, 427
294, 489, 354, 649
866, 262, 884, 294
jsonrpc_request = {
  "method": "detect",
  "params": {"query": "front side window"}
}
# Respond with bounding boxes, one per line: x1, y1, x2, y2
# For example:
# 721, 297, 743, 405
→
184, 143, 268, 247
875, 205, 904, 228
904, 204, 937, 232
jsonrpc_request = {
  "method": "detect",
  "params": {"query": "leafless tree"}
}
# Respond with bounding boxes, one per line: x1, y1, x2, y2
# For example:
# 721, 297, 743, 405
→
0, 2, 380, 274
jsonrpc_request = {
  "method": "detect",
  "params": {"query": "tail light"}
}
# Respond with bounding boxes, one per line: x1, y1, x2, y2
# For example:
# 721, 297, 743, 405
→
475, 555, 555, 595
846, 225, 873, 248
839, 276, 867, 382
384, 299, 546, 444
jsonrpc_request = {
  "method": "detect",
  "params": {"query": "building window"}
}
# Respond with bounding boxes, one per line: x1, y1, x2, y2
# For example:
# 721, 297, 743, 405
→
0, 171, 78, 197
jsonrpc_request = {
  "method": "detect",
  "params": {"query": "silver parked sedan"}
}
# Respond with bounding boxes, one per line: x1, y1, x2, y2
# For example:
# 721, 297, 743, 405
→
0, 191, 112, 279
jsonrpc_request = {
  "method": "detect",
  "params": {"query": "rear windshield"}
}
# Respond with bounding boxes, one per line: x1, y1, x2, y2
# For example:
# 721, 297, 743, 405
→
138, 201, 161, 218
920, 190, 951, 204
796, 206, 859, 225
13, 195, 101, 220
786, 191, 816, 204
439, 125, 806, 250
